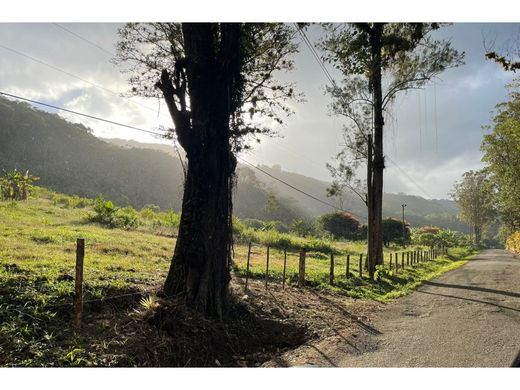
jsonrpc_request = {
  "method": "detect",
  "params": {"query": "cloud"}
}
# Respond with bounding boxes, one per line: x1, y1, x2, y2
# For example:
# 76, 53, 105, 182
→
0, 22, 518, 200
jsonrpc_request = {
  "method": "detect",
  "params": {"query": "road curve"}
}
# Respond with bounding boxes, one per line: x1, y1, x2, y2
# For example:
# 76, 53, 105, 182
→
332, 249, 520, 367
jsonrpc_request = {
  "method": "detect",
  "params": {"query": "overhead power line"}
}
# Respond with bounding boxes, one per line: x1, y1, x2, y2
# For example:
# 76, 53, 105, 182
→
0, 91, 167, 137
385, 155, 433, 199
238, 156, 367, 220
1, 89, 366, 216
53, 23, 115, 57
295, 24, 435, 201
295, 24, 335, 86
0, 42, 168, 119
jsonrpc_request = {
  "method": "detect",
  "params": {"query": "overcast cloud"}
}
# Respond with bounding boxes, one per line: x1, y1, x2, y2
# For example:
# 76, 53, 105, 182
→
0, 23, 518, 199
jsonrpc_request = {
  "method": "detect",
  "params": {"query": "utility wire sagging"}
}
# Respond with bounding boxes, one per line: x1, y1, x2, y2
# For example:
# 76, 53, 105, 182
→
0, 91, 167, 137
1, 90, 366, 220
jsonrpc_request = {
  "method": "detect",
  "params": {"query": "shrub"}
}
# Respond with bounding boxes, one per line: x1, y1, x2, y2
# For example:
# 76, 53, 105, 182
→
233, 217, 339, 254
411, 227, 470, 248
506, 231, 520, 254
290, 218, 318, 237
319, 211, 361, 240
88, 195, 139, 229
0, 169, 39, 201
382, 218, 410, 246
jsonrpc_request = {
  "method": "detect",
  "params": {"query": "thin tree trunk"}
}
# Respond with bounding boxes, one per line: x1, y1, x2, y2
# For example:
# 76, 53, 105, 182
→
367, 134, 374, 277
368, 23, 385, 279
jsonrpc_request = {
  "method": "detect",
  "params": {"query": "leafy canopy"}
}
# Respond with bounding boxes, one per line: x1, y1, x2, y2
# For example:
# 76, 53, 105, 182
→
481, 81, 520, 228
114, 23, 302, 151
321, 23, 464, 199
450, 170, 496, 230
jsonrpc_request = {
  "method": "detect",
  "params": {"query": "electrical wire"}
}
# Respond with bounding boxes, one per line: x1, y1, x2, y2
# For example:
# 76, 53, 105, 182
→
238, 156, 367, 220
53, 23, 115, 57
0, 91, 167, 137
0, 42, 169, 119
1, 90, 367, 217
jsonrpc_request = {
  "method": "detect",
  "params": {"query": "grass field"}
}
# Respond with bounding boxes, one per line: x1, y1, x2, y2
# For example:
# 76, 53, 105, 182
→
0, 193, 476, 366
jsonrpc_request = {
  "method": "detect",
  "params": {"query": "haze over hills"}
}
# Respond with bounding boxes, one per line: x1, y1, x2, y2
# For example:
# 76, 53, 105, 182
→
0, 96, 466, 231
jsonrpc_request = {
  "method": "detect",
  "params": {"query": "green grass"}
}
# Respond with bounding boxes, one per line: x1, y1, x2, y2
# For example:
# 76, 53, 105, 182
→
233, 244, 476, 301
0, 191, 476, 366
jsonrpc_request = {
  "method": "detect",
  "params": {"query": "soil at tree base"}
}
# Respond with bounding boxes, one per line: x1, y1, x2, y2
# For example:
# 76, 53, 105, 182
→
100, 280, 383, 367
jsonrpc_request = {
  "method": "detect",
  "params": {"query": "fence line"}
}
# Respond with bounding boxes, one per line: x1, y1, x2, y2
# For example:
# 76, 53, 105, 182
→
238, 241, 448, 291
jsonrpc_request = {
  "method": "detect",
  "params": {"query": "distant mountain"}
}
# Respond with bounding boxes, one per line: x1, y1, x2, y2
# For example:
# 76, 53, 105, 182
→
0, 96, 465, 231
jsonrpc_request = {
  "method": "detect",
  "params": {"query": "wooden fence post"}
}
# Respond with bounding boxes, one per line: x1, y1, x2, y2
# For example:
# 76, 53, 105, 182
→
265, 245, 270, 290
282, 249, 287, 290
401, 252, 405, 270
298, 249, 306, 287
245, 242, 252, 290
359, 254, 363, 278
74, 238, 85, 328
395, 254, 399, 272
406, 251, 410, 266
346, 254, 350, 278
330, 252, 335, 286
389, 253, 393, 270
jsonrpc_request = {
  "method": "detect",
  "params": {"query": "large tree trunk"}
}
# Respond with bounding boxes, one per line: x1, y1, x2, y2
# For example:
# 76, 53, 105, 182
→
158, 23, 241, 317
367, 23, 385, 279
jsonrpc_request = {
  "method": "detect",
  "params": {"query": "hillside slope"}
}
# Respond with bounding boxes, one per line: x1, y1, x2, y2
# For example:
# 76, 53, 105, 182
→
0, 96, 463, 229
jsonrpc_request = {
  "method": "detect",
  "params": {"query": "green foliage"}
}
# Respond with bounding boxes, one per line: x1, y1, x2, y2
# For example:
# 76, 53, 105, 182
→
374, 265, 393, 283
321, 23, 464, 199
290, 218, 318, 237
506, 231, 520, 254
382, 217, 410, 246
319, 211, 362, 239
0, 96, 185, 211
88, 195, 139, 229
411, 226, 470, 248
481, 82, 520, 231
450, 170, 496, 246
0, 169, 39, 201
233, 217, 338, 254
115, 23, 302, 150
52, 193, 92, 209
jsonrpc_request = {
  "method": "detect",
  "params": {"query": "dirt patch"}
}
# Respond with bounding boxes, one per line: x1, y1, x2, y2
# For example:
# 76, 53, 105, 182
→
80, 278, 385, 367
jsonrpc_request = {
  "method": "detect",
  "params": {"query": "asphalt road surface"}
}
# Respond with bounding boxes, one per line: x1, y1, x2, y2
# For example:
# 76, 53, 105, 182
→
333, 249, 520, 367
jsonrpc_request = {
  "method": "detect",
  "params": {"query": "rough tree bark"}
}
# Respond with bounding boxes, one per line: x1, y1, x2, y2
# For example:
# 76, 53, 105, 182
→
367, 23, 385, 279
156, 24, 241, 317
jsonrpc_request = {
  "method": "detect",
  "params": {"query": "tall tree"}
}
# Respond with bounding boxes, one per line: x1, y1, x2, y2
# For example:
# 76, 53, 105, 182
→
321, 23, 463, 278
481, 81, 520, 231
115, 23, 300, 316
450, 170, 496, 246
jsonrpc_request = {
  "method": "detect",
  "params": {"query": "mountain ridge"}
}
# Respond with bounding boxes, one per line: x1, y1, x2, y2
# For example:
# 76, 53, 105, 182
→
0, 96, 465, 231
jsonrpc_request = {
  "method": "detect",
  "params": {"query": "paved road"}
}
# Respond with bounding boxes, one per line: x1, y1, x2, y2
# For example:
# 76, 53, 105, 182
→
332, 249, 520, 367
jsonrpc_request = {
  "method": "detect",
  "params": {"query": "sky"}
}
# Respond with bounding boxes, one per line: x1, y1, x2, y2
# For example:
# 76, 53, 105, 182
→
0, 22, 518, 200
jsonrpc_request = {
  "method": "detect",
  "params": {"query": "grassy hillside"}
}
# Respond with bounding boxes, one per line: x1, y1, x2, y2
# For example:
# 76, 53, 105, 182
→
0, 190, 474, 366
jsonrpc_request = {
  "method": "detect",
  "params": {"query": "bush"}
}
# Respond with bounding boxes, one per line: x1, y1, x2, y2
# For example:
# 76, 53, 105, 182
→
156, 210, 181, 228
88, 195, 139, 229
290, 218, 318, 237
319, 211, 361, 240
382, 218, 410, 246
233, 217, 338, 254
0, 169, 39, 201
411, 227, 470, 248
506, 231, 520, 254
52, 194, 92, 208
